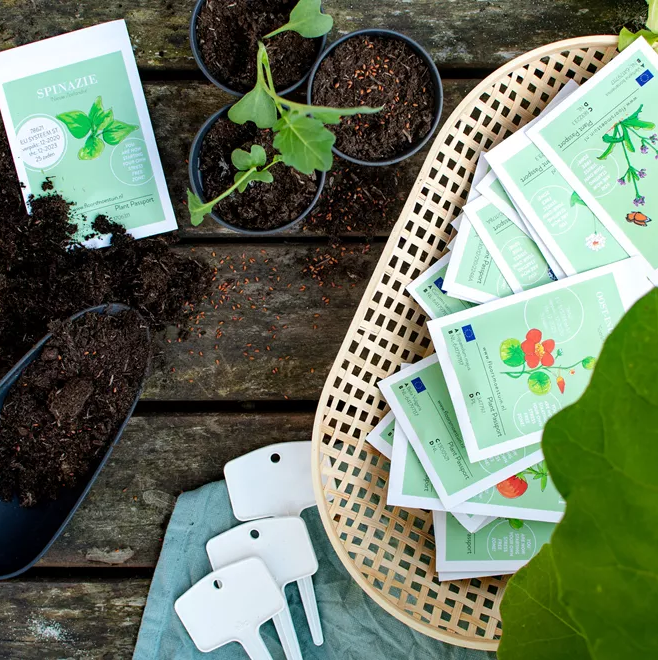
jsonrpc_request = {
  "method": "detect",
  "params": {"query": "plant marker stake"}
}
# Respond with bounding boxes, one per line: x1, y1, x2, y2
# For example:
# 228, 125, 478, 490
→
174, 557, 283, 659
225, 442, 324, 646
207, 517, 320, 660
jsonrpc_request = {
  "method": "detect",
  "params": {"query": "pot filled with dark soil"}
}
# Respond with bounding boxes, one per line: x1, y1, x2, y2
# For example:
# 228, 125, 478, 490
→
191, 0, 327, 96
0, 304, 151, 580
189, 105, 326, 234
308, 29, 443, 166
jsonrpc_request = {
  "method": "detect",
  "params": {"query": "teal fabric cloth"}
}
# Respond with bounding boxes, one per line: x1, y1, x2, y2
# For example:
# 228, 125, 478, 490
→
133, 480, 495, 660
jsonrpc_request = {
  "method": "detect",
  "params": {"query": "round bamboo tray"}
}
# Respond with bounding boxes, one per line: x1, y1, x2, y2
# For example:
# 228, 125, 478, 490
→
311, 35, 618, 651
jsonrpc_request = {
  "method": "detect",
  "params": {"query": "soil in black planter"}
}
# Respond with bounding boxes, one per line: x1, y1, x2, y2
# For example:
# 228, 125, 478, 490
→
0, 123, 214, 378
199, 117, 318, 231
0, 310, 150, 507
196, 0, 322, 93
312, 36, 436, 161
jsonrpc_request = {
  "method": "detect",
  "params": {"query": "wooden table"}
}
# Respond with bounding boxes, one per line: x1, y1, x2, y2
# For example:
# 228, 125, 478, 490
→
0, 1, 639, 656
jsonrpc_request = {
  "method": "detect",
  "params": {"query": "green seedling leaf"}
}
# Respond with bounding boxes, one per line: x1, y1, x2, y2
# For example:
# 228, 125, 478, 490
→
233, 168, 274, 193
499, 289, 658, 660
102, 119, 139, 145
228, 84, 277, 129
78, 135, 105, 160
56, 110, 92, 139
265, 0, 333, 39
273, 112, 334, 174
187, 190, 218, 226
619, 27, 658, 51
232, 145, 267, 170
500, 338, 525, 367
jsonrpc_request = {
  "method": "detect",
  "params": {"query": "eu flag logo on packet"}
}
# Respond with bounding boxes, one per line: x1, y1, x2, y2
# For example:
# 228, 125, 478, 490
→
411, 377, 426, 393
463, 324, 476, 342
433, 276, 448, 295
637, 70, 654, 87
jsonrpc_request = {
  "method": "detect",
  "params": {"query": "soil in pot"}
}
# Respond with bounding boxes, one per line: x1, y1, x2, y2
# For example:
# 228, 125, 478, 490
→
312, 36, 436, 161
0, 122, 214, 378
196, 0, 322, 93
199, 117, 319, 231
0, 310, 150, 507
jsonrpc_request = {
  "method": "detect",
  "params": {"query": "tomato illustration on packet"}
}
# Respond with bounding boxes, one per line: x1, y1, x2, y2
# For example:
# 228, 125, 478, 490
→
495, 462, 549, 499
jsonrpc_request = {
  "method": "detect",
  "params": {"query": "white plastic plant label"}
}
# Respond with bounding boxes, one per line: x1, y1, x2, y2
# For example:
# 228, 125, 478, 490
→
0, 21, 177, 246
207, 517, 322, 656
175, 557, 284, 658
225, 441, 315, 520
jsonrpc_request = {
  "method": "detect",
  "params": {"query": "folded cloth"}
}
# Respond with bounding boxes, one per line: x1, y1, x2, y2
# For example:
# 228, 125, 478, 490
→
133, 480, 494, 660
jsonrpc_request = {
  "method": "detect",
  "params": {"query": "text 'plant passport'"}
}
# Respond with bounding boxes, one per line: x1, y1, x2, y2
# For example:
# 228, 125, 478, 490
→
0, 20, 177, 245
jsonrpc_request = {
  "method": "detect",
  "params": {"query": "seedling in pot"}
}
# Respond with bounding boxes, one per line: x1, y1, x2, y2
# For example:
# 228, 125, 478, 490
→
187, 0, 381, 227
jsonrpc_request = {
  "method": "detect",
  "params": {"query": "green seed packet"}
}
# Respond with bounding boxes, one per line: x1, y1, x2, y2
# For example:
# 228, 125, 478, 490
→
464, 196, 557, 294
428, 257, 653, 462
487, 87, 629, 277
443, 214, 515, 303
527, 38, 658, 274
378, 354, 544, 509
434, 511, 555, 572
406, 253, 476, 319
477, 170, 566, 280
388, 421, 495, 532
0, 21, 177, 246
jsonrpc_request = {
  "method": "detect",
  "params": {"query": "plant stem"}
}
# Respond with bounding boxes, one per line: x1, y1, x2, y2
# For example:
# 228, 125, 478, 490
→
501, 360, 584, 377
627, 126, 658, 155
203, 168, 258, 207
258, 43, 284, 114
620, 137, 642, 199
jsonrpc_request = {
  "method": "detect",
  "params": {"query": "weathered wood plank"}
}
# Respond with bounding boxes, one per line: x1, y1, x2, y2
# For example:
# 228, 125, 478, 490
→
0, 0, 641, 71
38, 413, 314, 567
144, 79, 476, 237
144, 243, 386, 401
0, 577, 148, 658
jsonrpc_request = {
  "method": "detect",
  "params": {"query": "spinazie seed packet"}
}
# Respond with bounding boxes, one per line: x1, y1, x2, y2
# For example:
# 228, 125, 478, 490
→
428, 257, 653, 462
0, 21, 177, 246
487, 82, 628, 277
433, 511, 555, 573
463, 195, 557, 293
378, 354, 544, 509
528, 38, 658, 274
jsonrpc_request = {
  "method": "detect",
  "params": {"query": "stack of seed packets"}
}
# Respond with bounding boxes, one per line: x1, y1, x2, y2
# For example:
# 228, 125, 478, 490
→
366, 37, 658, 582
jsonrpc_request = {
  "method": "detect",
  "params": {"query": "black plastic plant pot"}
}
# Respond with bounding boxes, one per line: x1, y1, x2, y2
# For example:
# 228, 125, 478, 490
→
189, 105, 327, 235
307, 29, 444, 167
190, 0, 328, 97
0, 304, 150, 581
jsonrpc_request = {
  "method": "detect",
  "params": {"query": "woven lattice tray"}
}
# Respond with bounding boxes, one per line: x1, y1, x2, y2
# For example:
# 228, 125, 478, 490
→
311, 36, 618, 651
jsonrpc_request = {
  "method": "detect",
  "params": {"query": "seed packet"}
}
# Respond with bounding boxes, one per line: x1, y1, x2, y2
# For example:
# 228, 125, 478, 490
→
527, 38, 658, 274
438, 569, 515, 581
476, 170, 566, 280
378, 353, 544, 509
486, 90, 628, 276
406, 253, 476, 319
387, 422, 495, 532
433, 511, 555, 572
428, 257, 653, 461
463, 196, 557, 294
0, 21, 177, 246
443, 160, 515, 304
389, 415, 564, 523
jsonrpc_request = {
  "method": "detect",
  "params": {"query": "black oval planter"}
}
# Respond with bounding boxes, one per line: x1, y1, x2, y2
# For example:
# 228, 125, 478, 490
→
190, 0, 328, 97
0, 304, 150, 581
189, 105, 326, 235
307, 29, 444, 167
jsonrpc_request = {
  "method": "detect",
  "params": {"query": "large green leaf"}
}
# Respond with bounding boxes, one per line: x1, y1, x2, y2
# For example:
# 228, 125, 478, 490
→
265, 0, 333, 39
619, 27, 658, 51
78, 135, 105, 160
273, 112, 334, 174
499, 289, 658, 660
102, 119, 139, 145
56, 110, 92, 139
228, 83, 277, 129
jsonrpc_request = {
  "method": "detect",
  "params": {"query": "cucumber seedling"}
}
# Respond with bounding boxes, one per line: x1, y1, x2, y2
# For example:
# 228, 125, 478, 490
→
188, 0, 381, 227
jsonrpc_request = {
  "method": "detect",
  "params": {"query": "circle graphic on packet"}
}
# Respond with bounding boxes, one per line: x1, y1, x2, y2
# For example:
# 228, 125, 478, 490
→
16, 115, 66, 170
